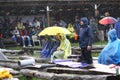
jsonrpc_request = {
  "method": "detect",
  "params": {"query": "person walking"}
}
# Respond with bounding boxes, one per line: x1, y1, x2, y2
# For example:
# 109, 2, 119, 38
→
77, 17, 94, 67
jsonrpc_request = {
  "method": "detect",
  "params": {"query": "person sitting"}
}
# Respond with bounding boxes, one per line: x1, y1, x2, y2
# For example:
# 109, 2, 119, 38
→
19, 26, 32, 47
40, 35, 60, 58
98, 29, 120, 65
12, 26, 32, 47
11, 27, 21, 45
53, 33, 71, 59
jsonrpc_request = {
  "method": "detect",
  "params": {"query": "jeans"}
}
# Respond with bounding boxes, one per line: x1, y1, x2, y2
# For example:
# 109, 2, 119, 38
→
12, 35, 32, 46
21, 36, 31, 46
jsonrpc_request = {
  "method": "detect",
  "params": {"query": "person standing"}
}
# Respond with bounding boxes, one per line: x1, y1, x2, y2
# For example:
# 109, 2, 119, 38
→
114, 18, 120, 39
3, 12, 10, 38
77, 17, 94, 67
73, 18, 81, 36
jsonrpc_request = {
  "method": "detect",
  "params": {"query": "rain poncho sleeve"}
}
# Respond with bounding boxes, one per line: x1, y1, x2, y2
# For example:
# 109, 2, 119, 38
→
98, 29, 120, 65
53, 34, 71, 59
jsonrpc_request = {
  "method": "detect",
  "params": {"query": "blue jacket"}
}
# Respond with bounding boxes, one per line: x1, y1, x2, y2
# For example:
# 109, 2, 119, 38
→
114, 18, 120, 39
79, 17, 94, 48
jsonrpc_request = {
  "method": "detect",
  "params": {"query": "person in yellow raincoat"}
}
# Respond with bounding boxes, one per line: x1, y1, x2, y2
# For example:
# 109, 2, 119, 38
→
67, 22, 76, 42
67, 23, 75, 34
53, 33, 71, 59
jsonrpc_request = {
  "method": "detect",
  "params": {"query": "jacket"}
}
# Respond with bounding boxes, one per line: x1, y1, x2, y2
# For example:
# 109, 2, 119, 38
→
114, 18, 120, 39
79, 17, 94, 48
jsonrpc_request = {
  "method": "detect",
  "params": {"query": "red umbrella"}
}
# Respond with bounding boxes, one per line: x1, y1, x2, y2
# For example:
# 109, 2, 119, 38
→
99, 17, 117, 25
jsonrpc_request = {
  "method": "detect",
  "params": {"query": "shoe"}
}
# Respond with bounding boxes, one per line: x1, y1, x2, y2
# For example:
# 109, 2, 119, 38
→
28, 45, 32, 47
81, 62, 88, 66
80, 62, 94, 69
23, 45, 26, 47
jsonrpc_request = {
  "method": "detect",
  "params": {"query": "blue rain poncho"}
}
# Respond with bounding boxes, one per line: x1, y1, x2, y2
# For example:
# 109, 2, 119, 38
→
98, 29, 120, 65
41, 36, 60, 58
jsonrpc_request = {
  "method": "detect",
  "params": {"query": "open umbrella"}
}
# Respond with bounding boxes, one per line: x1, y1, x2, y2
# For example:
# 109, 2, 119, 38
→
38, 26, 71, 36
99, 17, 117, 25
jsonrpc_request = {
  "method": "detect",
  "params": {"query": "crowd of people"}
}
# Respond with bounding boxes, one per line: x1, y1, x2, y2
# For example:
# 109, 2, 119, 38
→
1, 11, 120, 68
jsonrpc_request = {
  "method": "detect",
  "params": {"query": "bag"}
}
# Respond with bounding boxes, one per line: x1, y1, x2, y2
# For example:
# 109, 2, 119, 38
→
74, 34, 78, 40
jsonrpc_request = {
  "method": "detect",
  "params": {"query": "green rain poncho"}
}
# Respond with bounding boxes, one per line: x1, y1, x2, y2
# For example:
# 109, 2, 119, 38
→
53, 34, 71, 59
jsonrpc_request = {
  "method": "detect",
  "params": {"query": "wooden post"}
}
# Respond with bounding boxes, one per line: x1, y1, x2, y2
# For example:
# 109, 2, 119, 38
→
94, 4, 100, 18
47, 5, 50, 26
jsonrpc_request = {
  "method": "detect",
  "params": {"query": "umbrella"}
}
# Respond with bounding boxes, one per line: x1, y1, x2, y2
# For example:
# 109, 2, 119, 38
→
99, 17, 117, 25
38, 26, 71, 36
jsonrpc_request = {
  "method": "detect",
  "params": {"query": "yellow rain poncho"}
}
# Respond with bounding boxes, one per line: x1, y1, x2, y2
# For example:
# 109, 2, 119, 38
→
53, 34, 71, 59
67, 23, 74, 33
67, 23, 75, 38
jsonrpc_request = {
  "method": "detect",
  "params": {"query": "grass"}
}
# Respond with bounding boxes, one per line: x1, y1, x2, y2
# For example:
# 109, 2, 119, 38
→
18, 75, 42, 80
4, 41, 108, 58
71, 41, 108, 57
93, 41, 108, 45
93, 41, 108, 57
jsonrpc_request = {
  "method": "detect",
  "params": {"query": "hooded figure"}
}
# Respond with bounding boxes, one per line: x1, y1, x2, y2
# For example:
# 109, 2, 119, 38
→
98, 29, 120, 65
79, 17, 94, 48
41, 36, 60, 58
53, 33, 71, 59
114, 18, 120, 39
78, 17, 94, 66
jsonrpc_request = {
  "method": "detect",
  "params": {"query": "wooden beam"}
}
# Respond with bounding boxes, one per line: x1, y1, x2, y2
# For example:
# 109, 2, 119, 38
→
0, 1, 120, 7
20, 69, 109, 80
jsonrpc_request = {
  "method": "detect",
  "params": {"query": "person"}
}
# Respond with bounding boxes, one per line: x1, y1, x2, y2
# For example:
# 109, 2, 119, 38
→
40, 35, 60, 58
19, 26, 32, 47
12, 26, 32, 47
98, 29, 120, 65
3, 12, 10, 38
103, 12, 111, 41
77, 17, 94, 66
89, 17, 99, 41
0, 33, 4, 48
73, 17, 81, 43
59, 19, 67, 28
73, 18, 81, 36
11, 27, 21, 45
114, 18, 120, 39
53, 33, 71, 59
67, 22, 75, 42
